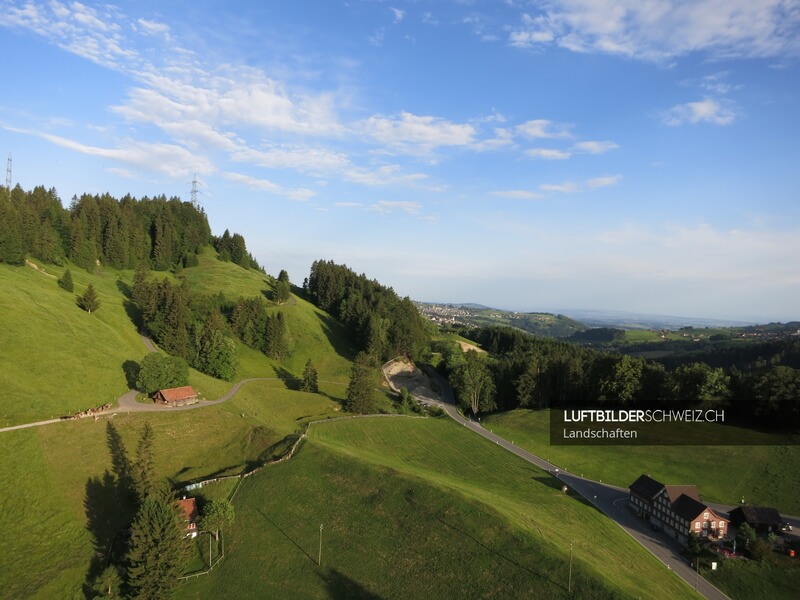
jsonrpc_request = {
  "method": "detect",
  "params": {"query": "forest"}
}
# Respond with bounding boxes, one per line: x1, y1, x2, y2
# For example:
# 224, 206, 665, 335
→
443, 325, 800, 431
304, 259, 432, 362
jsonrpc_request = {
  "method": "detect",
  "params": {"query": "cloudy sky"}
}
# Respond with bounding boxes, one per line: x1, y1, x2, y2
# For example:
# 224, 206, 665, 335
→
1, 0, 799, 322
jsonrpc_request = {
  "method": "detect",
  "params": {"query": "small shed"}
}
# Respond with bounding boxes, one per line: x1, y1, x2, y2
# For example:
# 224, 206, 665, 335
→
729, 506, 784, 534
154, 386, 198, 407
175, 497, 199, 538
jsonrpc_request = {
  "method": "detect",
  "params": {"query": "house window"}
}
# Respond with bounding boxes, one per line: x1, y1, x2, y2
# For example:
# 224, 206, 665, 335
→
711, 521, 716, 529
718, 522, 725, 529
703, 522, 708, 529
695, 522, 700, 530
704, 512, 709, 519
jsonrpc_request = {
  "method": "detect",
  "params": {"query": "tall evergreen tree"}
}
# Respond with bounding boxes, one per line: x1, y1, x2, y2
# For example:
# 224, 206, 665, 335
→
58, 268, 74, 292
0, 196, 25, 264
344, 352, 376, 414
131, 423, 156, 503
126, 498, 188, 599
79, 283, 101, 313
301, 359, 319, 393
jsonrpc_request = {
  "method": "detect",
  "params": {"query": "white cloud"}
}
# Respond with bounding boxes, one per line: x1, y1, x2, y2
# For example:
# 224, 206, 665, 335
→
221, 172, 316, 200
6, 125, 211, 179
540, 182, 579, 193
368, 27, 385, 46
587, 175, 622, 188
231, 146, 350, 174
516, 119, 571, 139
507, 1, 800, 61
368, 200, 422, 214
390, 8, 405, 23
136, 18, 171, 40
344, 165, 429, 187
662, 98, 738, 126
572, 140, 619, 154
526, 147, 572, 160
362, 112, 476, 153
490, 190, 543, 200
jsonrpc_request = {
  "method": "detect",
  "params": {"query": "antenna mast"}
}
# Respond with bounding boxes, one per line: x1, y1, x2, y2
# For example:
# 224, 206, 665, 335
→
5, 154, 11, 195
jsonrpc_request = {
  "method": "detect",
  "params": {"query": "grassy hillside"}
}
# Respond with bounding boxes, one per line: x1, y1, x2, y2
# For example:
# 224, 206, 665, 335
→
483, 410, 800, 515
0, 385, 342, 599
302, 417, 698, 599
0, 252, 355, 426
0, 262, 145, 426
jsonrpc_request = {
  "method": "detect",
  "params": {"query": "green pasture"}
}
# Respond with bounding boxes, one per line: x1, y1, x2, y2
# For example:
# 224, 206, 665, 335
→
483, 410, 800, 515
178, 424, 695, 600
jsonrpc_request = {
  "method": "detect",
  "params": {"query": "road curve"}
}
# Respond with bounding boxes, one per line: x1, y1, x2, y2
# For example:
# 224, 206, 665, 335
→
422, 367, 730, 600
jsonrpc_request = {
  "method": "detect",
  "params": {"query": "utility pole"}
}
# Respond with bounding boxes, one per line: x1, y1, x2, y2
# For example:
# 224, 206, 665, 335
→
568, 541, 573, 593
318, 524, 323, 566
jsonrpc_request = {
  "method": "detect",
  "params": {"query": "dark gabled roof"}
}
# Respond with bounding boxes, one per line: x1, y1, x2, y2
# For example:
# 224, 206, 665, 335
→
730, 506, 783, 527
665, 485, 700, 504
629, 474, 665, 500
671, 494, 709, 522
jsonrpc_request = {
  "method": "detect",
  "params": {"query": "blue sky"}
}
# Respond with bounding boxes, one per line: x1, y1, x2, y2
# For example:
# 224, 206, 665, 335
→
1, 1, 799, 322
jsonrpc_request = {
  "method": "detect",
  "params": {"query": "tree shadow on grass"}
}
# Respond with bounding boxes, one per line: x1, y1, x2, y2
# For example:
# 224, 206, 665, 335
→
274, 366, 301, 390
122, 360, 140, 389
320, 569, 384, 600
82, 423, 136, 597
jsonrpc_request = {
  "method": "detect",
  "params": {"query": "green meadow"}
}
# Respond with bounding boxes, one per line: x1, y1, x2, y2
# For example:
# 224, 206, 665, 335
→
483, 409, 800, 515
177, 417, 698, 599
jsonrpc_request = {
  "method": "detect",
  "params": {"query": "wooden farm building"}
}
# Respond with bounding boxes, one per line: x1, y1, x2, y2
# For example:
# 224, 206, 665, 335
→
154, 386, 198, 407
628, 474, 729, 545
175, 497, 199, 538
729, 506, 784, 534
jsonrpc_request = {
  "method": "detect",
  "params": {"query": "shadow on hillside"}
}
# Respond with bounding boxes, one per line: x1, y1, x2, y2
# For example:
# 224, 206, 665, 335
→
317, 312, 357, 361
533, 474, 564, 491
81, 423, 136, 597
122, 360, 140, 389
257, 509, 316, 564
320, 569, 384, 600
116, 279, 144, 329
274, 366, 301, 390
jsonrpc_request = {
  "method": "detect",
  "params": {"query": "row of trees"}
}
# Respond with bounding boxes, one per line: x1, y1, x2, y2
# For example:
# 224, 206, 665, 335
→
0, 184, 266, 276
444, 325, 800, 428
305, 259, 431, 362
0, 185, 213, 271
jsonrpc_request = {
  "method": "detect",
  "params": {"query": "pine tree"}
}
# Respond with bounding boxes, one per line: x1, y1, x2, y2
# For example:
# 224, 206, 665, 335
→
344, 352, 376, 414
301, 359, 319, 393
79, 283, 101, 313
131, 423, 156, 503
126, 498, 189, 599
274, 279, 291, 304
58, 268, 74, 292
0, 196, 25, 264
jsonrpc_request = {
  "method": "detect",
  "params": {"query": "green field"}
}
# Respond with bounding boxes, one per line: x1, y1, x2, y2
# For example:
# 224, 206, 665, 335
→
177, 416, 698, 599
482, 410, 800, 515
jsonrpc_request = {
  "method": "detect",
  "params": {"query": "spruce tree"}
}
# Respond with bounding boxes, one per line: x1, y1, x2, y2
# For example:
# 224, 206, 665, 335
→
344, 352, 376, 414
0, 197, 25, 264
79, 283, 101, 313
301, 359, 319, 393
131, 423, 156, 503
58, 268, 74, 292
126, 498, 188, 599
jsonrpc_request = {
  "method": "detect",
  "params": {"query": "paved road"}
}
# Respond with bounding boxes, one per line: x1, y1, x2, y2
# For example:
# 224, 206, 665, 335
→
421, 367, 731, 600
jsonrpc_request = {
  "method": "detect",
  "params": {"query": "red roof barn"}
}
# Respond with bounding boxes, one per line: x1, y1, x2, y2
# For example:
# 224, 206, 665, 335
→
154, 386, 198, 407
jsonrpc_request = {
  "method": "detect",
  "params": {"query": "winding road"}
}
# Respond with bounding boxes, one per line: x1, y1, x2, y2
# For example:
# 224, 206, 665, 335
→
420, 367, 732, 600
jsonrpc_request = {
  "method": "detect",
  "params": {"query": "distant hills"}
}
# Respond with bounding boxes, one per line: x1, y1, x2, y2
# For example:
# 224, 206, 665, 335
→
414, 302, 585, 338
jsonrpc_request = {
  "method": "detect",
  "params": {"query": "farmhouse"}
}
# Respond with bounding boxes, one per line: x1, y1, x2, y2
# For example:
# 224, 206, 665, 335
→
729, 505, 784, 534
154, 386, 198, 407
176, 497, 199, 539
628, 474, 729, 545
